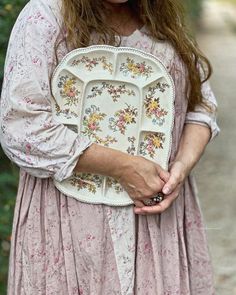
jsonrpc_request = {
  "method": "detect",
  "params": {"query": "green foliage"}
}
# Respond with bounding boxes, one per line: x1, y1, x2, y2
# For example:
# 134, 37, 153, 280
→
184, 0, 203, 31
0, 0, 28, 87
185, 0, 203, 19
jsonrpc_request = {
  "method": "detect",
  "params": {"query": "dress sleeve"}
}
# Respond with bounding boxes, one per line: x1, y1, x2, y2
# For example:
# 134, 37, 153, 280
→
0, 0, 92, 181
185, 69, 220, 141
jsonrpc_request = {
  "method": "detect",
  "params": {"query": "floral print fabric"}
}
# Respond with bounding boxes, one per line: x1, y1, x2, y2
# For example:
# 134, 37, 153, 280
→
0, 0, 219, 294
0, 0, 92, 182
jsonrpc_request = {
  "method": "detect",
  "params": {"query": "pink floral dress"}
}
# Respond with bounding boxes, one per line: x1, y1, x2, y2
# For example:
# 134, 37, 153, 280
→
0, 0, 219, 294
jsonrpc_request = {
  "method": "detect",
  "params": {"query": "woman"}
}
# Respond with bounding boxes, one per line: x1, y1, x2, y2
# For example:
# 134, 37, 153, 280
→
0, 0, 219, 294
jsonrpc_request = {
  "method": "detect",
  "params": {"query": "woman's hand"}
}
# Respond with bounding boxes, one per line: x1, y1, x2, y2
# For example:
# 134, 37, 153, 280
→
76, 143, 186, 213
75, 124, 210, 214
133, 124, 211, 215
117, 155, 170, 207
76, 144, 169, 207
134, 160, 188, 215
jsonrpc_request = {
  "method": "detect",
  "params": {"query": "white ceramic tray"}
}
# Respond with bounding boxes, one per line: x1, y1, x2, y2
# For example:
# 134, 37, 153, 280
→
51, 45, 175, 206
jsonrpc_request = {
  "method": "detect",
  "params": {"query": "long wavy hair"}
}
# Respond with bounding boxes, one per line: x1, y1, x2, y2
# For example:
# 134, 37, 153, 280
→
61, 0, 212, 111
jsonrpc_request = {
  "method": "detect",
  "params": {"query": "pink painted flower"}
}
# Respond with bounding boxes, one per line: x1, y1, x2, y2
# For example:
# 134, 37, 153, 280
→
117, 121, 124, 128
155, 110, 161, 117
139, 63, 145, 73
147, 144, 153, 152
119, 115, 125, 121
67, 90, 76, 97
88, 122, 96, 130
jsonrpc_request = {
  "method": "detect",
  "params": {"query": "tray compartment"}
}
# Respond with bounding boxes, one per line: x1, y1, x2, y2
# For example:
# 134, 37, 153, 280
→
138, 130, 169, 169
52, 69, 83, 125
55, 172, 106, 204
141, 77, 174, 132
67, 50, 115, 81
116, 52, 163, 85
80, 80, 141, 153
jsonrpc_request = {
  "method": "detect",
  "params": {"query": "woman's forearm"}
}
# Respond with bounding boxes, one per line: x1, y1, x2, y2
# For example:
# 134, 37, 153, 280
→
74, 143, 169, 206
174, 123, 211, 174
75, 124, 210, 180
74, 143, 130, 179
159, 123, 211, 196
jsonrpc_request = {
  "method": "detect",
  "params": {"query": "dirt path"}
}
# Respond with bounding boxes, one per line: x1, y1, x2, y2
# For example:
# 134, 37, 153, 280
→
195, 1, 236, 294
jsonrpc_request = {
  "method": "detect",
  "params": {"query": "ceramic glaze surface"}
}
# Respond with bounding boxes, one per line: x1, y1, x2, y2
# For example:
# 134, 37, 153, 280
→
51, 45, 175, 205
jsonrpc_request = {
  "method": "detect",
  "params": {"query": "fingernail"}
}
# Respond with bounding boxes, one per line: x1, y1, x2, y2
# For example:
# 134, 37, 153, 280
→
163, 187, 170, 194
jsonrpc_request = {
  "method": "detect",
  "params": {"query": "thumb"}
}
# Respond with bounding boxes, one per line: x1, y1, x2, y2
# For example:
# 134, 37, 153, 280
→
162, 174, 178, 195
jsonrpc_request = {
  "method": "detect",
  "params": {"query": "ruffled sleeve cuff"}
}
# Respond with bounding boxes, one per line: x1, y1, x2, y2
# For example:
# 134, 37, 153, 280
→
185, 71, 220, 141
185, 111, 220, 141
53, 137, 93, 182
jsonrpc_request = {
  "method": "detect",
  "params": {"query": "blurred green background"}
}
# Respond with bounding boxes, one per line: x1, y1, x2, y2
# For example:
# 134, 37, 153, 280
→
0, 0, 203, 293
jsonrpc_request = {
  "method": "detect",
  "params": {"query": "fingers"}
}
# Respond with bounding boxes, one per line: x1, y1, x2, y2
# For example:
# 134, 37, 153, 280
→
134, 195, 175, 215
133, 200, 145, 208
158, 169, 170, 183
162, 161, 187, 194
162, 174, 180, 195
134, 184, 182, 215
162, 164, 183, 195
155, 164, 170, 182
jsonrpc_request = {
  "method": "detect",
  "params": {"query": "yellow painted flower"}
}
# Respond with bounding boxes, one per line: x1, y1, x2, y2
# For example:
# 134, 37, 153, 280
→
90, 113, 103, 121
124, 113, 133, 123
63, 79, 74, 93
149, 100, 159, 110
131, 66, 139, 75
127, 63, 134, 71
153, 136, 161, 148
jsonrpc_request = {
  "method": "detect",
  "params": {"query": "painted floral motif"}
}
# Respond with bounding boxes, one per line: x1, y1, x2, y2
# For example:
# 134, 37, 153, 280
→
126, 136, 136, 155
70, 173, 103, 194
55, 103, 78, 119
144, 83, 169, 126
120, 57, 153, 79
82, 105, 117, 146
107, 178, 124, 194
139, 132, 165, 158
109, 104, 138, 135
94, 135, 117, 147
58, 75, 80, 106
87, 82, 135, 102
71, 56, 113, 74
82, 105, 106, 136
152, 81, 170, 93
